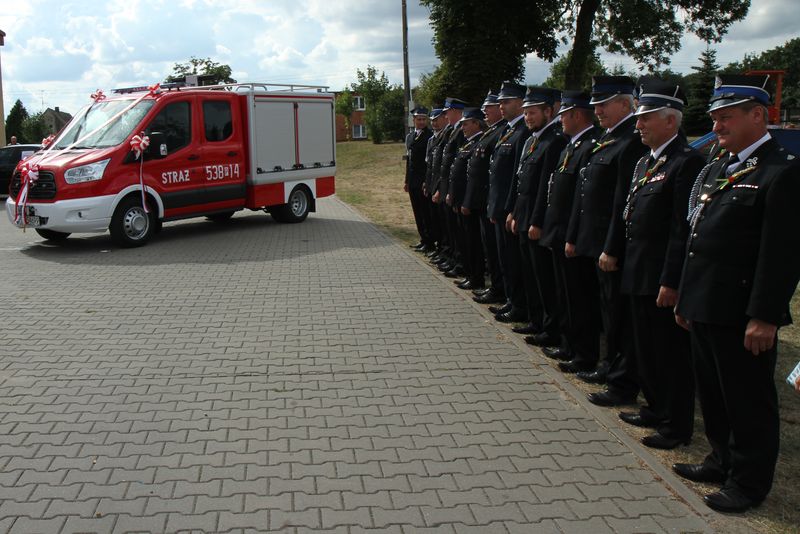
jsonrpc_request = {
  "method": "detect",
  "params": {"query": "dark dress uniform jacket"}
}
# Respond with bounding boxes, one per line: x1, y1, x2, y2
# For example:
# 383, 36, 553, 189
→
405, 127, 433, 189
437, 124, 465, 198
487, 118, 532, 220
426, 128, 449, 195
511, 122, 568, 232
462, 120, 506, 212
540, 126, 603, 249
620, 137, 704, 296
567, 115, 647, 259
449, 133, 482, 208
676, 138, 800, 327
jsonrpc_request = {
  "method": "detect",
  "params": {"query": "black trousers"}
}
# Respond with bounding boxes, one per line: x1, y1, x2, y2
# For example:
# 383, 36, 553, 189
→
557, 253, 600, 365
494, 218, 526, 312
408, 187, 433, 246
629, 295, 693, 439
691, 321, 779, 501
529, 238, 559, 338
518, 232, 544, 330
424, 192, 441, 247
598, 267, 638, 396
480, 215, 503, 293
444, 203, 461, 265
436, 201, 452, 256
462, 211, 485, 285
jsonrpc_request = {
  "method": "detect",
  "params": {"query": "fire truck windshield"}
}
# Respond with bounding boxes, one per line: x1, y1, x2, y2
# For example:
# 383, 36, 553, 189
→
54, 99, 155, 150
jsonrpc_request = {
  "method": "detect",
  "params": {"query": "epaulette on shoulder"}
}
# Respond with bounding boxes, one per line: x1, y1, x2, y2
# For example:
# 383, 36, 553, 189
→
788, 153, 796, 160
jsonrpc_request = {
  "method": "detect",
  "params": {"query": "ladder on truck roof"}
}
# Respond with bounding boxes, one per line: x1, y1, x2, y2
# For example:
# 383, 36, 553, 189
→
112, 81, 330, 95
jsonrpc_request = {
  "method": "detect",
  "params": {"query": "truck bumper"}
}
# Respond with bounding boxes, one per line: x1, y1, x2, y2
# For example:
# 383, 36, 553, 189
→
6, 195, 115, 233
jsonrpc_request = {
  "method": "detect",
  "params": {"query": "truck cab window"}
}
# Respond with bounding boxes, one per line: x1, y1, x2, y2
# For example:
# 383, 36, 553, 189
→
146, 101, 191, 152
204, 101, 233, 142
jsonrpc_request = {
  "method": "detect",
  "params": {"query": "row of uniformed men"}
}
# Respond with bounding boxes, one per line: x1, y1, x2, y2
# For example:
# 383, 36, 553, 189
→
403, 74, 800, 513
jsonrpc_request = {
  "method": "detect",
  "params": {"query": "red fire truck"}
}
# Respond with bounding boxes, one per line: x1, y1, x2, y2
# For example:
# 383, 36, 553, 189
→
5, 82, 336, 247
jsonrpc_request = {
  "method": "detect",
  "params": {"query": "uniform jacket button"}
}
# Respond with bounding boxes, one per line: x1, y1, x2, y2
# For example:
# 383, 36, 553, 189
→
688, 252, 695, 258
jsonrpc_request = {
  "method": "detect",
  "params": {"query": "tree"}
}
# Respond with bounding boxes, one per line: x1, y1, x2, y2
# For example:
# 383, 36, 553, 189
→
20, 112, 48, 145
420, 0, 560, 106
726, 37, 800, 110
544, 51, 606, 90
375, 87, 406, 142
422, 0, 749, 91
335, 90, 355, 141
166, 56, 236, 85
5, 99, 28, 142
351, 66, 391, 143
684, 46, 719, 135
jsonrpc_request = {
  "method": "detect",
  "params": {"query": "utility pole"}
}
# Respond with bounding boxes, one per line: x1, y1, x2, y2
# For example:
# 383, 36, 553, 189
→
0, 30, 6, 146
401, 0, 412, 135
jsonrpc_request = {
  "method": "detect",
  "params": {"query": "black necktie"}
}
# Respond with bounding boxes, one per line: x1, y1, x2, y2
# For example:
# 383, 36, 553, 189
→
724, 154, 740, 176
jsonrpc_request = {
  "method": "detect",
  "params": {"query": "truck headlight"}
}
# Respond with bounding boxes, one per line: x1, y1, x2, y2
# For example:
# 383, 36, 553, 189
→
64, 159, 111, 184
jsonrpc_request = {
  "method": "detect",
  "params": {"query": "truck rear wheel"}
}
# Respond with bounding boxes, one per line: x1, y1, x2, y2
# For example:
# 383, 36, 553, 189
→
110, 196, 156, 247
35, 229, 71, 241
271, 186, 310, 223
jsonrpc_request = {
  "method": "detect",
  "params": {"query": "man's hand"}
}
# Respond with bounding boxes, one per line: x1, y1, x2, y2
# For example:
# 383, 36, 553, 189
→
446, 193, 452, 206
598, 252, 618, 272
528, 225, 541, 241
795, 374, 800, 393
744, 318, 777, 356
656, 286, 678, 308
432, 191, 440, 204
565, 242, 576, 258
510, 219, 517, 234
403, 183, 409, 193
675, 313, 691, 331
461, 206, 471, 216
506, 213, 514, 233
422, 184, 428, 197
490, 217, 496, 224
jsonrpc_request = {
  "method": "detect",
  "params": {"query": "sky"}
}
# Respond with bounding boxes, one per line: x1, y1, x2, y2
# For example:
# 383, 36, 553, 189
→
0, 0, 798, 119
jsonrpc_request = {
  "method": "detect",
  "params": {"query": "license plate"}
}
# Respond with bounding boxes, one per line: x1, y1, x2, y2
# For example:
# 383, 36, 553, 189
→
25, 215, 41, 226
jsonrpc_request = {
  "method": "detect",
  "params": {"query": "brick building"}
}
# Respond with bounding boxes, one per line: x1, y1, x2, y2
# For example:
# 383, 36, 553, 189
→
334, 93, 367, 142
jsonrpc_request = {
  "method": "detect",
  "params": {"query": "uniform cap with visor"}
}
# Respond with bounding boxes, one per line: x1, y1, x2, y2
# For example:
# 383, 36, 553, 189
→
708, 74, 771, 112
634, 79, 687, 116
590, 75, 636, 105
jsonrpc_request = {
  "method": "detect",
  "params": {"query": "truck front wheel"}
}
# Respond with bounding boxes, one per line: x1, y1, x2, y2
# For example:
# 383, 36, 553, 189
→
110, 196, 156, 247
35, 229, 71, 241
271, 186, 310, 223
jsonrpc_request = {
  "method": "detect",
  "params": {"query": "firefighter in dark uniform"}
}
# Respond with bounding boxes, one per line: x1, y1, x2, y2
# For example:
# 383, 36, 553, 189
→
673, 74, 800, 513
433, 98, 467, 277
535, 91, 603, 371
510, 87, 567, 340
487, 82, 532, 323
423, 108, 445, 257
568, 76, 648, 400
615, 80, 704, 450
405, 107, 434, 252
427, 106, 453, 266
472, 92, 508, 305
447, 108, 487, 290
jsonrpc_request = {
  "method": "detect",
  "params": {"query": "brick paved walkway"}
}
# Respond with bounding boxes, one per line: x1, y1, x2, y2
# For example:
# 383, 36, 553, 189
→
0, 198, 717, 533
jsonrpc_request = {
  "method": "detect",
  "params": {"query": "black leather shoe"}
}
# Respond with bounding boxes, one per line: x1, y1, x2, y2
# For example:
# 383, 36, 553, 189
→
524, 333, 558, 347
458, 280, 484, 291
576, 369, 607, 385
618, 411, 661, 428
474, 291, 505, 304
587, 390, 637, 407
495, 310, 527, 323
511, 323, 539, 335
672, 463, 726, 484
488, 303, 511, 315
426, 249, 440, 258
410, 242, 424, 249
641, 432, 690, 450
541, 346, 571, 361
420, 244, 436, 254
558, 359, 594, 374
444, 267, 464, 278
473, 287, 492, 296
704, 487, 762, 513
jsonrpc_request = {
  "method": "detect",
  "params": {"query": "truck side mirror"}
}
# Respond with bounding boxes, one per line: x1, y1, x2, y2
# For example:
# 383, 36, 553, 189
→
146, 132, 167, 159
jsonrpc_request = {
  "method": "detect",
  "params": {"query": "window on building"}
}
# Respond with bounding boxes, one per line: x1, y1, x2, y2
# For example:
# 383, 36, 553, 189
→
353, 124, 367, 139
203, 100, 233, 141
146, 101, 191, 152
354, 96, 365, 110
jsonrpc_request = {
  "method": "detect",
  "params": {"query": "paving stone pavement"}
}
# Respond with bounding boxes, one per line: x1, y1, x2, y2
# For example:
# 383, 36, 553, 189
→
0, 197, 720, 533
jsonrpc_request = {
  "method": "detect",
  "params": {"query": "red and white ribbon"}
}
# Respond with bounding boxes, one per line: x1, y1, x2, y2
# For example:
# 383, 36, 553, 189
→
41, 134, 55, 148
14, 162, 40, 227
147, 83, 160, 95
130, 132, 150, 213
91, 89, 106, 102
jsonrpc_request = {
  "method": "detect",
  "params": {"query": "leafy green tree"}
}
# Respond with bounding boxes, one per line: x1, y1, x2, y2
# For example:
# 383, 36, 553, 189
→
335, 90, 355, 141
683, 46, 719, 135
420, 0, 560, 106
726, 37, 800, 110
166, 56, 236, 85
543, 51, 606, 90
375, 87, 406, 142
5, 99, 28, 142
413, 68, 449, 113
351, 66, 391, 143
21, 112, 48, 145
